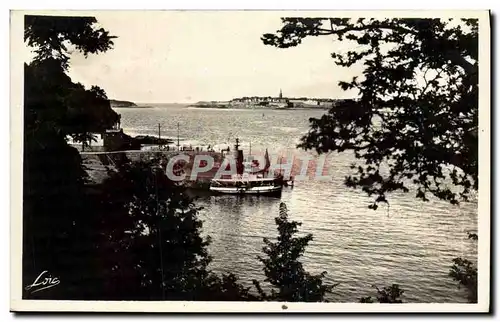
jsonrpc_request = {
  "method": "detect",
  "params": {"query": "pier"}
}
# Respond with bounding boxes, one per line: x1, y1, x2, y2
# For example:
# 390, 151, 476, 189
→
81, 149, 225, 189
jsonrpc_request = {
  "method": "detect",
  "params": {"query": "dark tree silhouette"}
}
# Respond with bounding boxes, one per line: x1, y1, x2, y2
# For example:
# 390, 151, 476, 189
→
449, 232, 478, 303
25, 15, 115, 69
23, 15, 118, 299
90, 157, 255, 301
252, 203, 335, 302
359, 284, 404, 303
262, 17, 479, 305
22, 14, 254, 301
262, 18, 478, 209
25, 60, 120, 149
24, 15, 119, 149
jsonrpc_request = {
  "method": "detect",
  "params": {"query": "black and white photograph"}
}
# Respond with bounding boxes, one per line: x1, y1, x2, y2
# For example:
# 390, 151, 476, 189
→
9, 9, 490, 313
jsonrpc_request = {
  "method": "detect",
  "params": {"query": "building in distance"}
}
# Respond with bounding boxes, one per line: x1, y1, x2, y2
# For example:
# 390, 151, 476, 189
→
192, 89, 354, 109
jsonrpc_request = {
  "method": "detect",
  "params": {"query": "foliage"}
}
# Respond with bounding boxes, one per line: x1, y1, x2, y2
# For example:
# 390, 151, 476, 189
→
252, 203, 335, 302
467, 232, 478, 241
25, 15, 119, 147
359, 284, 404, 303
262, 18, 478, 208
90, 157, 254, 300
22, 137, 90, 299
23, 15, 119, 299
22, 14, 255, 301
98, 158, 210, 300
201, 273, 258, 301
449, 232, 478, 303
25, 15, 115, 69
24, 60, 120, 146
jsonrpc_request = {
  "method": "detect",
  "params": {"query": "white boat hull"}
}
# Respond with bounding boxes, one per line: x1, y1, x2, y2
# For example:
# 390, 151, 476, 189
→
209, 185, 282, 196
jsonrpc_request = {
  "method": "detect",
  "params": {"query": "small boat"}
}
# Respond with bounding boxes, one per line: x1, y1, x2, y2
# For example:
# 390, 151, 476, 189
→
209, 138, 283, 196
210, 173, 283, 196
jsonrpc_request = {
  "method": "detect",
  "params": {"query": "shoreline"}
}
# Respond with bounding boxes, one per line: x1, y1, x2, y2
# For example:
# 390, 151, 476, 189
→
111, 105, 154, 109
187, 105, 331, 111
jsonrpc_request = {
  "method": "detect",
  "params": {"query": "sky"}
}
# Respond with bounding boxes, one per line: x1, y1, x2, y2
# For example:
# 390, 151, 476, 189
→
26, 11, 363, 103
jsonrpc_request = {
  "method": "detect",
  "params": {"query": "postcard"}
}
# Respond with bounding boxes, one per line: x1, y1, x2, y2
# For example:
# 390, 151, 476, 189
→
10, 9, 490, 313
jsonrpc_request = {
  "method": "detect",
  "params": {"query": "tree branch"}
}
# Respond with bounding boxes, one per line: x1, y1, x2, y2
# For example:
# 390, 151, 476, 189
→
297, 19, 476, 74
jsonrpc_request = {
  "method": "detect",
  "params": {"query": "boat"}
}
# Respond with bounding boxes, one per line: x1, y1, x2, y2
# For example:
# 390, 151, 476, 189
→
210, 174, 283, 196
209, 138, 284, 196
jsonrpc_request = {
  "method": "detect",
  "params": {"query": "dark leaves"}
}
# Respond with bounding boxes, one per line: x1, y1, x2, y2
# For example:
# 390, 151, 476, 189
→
449, 257, 478, 303
24, 61, 120, 149
263, 18, 478, 209
23, 16, 119, 299
23, 15, 254, 301
252, 202, 336, 302
449, 233, 477, 303
93, 159, 254, 301
25, 15, 115, 70
359, 284, 404, 303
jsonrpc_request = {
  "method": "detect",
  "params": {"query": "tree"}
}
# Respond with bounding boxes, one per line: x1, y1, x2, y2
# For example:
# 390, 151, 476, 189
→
25, 15, 119, 146
100, 158, 211, 300
24, 60, 120, 149
92, 157, 254, 301
22, 15, 118, 299
359, 284, 404, 303
262, 18, 478, 209
449, 232, 478, 303
22, 14, 254, 301
252, 203, 335, 302
25, 15, 115, 69
197, 272, 258, 301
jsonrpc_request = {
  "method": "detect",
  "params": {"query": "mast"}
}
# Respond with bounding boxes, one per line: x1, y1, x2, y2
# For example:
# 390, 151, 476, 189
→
177, 122, 180, 150
234, 138, 243, 175
234, 137, 240, 160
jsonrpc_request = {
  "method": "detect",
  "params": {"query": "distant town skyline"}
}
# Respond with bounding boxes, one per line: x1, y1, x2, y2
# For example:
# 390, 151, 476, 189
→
23, 11, 362, 103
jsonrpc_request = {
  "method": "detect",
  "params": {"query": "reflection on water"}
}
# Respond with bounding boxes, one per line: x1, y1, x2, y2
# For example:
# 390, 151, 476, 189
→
195, 194, 284, 289
195, 182, 476, 303
116, 104, 477, 303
